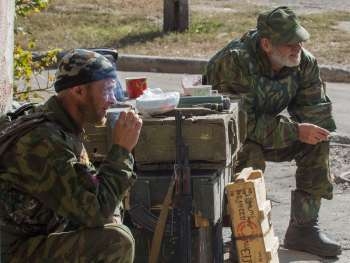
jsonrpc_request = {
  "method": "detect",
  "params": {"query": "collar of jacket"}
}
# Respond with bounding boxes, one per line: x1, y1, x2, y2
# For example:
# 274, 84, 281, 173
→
41, 96, 83, 135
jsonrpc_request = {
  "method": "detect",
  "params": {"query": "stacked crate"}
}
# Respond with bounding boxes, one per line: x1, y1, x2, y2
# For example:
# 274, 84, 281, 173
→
225, 168, 279, 263
133, 102, 241, 171
83, 102, 244, 262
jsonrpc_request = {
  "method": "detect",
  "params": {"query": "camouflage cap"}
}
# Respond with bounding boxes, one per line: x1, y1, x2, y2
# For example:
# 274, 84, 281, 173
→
54, 49, 117, 92
257, 6, 310, 45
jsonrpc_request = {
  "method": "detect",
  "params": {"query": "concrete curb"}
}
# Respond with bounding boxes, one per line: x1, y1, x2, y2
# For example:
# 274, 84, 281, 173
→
318, 65, 350, 83
118, 54, 350, 83
34, 51, 350, 83
117, 54, 208, 75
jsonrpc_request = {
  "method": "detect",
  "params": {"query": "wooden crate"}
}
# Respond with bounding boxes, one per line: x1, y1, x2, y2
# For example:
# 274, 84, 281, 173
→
83, 123, 107, 162
225, 168, 279, 263
82, 102, 242, 169
83, 107, 130, 162
134, 102, 240, 170
131, 168, 231, 224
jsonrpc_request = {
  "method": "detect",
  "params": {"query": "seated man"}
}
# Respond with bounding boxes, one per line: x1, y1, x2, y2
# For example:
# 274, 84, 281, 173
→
203, 6, 341, 257
0, 49, 142, 263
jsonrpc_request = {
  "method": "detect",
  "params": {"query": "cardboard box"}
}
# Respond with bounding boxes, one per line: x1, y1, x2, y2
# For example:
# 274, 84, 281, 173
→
235, 228, 279, 263
225, 168, 279, 263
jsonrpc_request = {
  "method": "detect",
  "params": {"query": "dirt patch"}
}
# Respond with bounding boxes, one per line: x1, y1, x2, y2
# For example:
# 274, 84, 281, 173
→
228, 0, 350, 13
191, 5, 237, 14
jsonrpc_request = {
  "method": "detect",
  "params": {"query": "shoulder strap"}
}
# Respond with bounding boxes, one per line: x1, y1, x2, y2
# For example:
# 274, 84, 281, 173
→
0, 112, 50, 156
6, 102, 37, 121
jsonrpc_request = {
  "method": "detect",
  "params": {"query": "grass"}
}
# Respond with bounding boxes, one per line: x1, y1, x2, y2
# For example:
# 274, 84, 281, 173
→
16, 0, 350, 66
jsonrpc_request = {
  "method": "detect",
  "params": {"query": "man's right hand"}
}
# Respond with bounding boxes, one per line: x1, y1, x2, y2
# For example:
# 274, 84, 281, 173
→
298, 123, 330, 145
113, 111, 143, 152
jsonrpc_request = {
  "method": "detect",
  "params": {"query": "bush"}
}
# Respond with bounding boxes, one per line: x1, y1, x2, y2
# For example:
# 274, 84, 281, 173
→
14, 0, 60, 101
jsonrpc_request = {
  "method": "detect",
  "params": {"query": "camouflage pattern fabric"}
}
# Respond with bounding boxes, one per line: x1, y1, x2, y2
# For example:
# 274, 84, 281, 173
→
3, 224, 134, 263
235, 140, 333, 199
204, 30, 336, 149
54, 49, 117, 92
290, 190, 321, 225
204, 30, 335, 199
0, 96, 136, 262
257, 6, 310, 44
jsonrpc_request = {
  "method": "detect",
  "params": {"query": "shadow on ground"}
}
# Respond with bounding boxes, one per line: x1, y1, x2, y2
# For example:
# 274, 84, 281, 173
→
278, 247, 323, 262
116, 30, 165, 48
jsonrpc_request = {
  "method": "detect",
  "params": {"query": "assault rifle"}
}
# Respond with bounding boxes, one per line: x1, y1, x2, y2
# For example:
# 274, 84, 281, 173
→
174, 110, 192, 263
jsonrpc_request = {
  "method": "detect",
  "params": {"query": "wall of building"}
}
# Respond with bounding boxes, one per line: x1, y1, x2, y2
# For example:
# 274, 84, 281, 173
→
0, 0, 14, 114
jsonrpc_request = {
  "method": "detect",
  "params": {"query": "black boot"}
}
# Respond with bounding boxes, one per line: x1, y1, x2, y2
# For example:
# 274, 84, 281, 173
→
284, 190, 342, 257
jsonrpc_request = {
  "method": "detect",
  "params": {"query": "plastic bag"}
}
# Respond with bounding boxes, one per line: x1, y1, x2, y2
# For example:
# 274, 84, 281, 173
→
136, 88, 180, 116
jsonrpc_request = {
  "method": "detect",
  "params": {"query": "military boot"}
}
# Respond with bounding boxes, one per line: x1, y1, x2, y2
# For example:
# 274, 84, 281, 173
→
284, 190, 341, 257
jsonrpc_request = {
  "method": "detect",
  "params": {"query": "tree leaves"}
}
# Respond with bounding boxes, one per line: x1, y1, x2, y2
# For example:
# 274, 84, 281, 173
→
14, 0, 60, 102
15, 0, 48, 17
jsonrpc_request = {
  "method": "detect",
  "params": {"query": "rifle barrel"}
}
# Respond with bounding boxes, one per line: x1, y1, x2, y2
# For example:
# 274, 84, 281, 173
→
174, 110, 192, 263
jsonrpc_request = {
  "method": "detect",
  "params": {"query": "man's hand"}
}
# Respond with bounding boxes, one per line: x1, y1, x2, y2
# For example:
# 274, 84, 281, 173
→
298, 123, 330, 145
113, 111, 143, 152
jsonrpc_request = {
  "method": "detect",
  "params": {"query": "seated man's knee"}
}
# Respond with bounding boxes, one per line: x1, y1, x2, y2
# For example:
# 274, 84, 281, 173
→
235, 140, 266, 173
85, 224, 135, 263
103, 224, 135, 257
297, 141, 329, 166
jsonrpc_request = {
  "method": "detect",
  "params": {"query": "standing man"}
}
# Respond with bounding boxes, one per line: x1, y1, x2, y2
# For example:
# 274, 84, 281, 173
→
0, 49, 142, 262
203, 6, 341, 257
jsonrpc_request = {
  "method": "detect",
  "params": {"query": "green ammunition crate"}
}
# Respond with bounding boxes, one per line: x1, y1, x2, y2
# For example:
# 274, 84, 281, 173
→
83, 102, 245, 169
128, 168, 230, 263
130, 221, 223, 263
129, 168, 231, 225
134, 102, 241, 171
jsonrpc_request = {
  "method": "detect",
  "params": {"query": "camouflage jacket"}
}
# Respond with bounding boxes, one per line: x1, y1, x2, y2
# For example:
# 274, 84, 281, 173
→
0, 96, 136, 244
204, 30, 336, 149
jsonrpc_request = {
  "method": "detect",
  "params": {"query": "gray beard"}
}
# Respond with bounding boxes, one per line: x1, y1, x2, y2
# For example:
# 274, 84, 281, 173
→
270, 50, 301, 68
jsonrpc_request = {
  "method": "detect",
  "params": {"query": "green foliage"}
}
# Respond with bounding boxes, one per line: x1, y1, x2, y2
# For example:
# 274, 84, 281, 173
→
14, 0, 59, 102
13, 43, 60, 101
15, 0, 48, 17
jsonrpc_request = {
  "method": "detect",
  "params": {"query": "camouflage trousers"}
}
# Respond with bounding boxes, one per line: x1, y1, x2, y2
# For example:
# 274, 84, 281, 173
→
2, 223, 134, 263
235, 140, 333, 200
